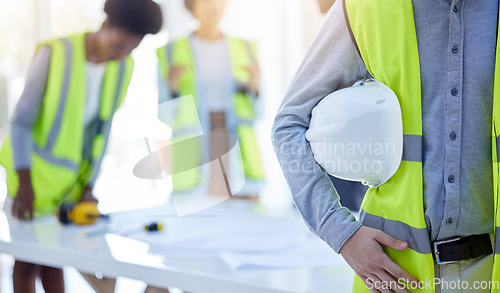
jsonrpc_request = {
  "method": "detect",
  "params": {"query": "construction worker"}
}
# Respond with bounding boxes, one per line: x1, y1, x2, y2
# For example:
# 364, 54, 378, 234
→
0, 0, 162, 292
157, 0, 265, 198
272, 0, 498, 292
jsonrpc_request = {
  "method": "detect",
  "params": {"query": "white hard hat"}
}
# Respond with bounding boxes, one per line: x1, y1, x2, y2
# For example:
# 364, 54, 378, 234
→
306, 79, 403, 188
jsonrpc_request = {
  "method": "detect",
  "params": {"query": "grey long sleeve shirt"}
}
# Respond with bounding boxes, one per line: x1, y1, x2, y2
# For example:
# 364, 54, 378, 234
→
272, 0, 496, 253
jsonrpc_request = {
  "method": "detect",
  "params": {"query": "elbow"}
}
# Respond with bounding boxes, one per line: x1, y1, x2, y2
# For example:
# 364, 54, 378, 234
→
10, 120, 29, 135
270, 115, 283, 151
271, 111, 295, 160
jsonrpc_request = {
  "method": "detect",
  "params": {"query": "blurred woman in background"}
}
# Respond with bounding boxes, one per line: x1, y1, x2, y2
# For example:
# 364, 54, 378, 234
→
157, 0, 265, 199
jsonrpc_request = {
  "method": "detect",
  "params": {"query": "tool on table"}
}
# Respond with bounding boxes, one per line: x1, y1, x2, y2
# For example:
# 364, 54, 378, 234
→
121, 222, 164, 236
86, 221, 165, 238
56, 202, 109, 225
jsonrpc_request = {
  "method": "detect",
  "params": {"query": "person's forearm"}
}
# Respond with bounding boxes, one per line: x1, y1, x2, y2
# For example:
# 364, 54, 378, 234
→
12, 168, 35, 220
272, 122, 362, 253
272, 0, 370, 253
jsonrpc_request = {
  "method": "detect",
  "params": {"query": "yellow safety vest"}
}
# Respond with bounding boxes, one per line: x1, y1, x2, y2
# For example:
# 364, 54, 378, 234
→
157, 35, 265, 193
0, 33, 134, 216
344, 0, 500, 291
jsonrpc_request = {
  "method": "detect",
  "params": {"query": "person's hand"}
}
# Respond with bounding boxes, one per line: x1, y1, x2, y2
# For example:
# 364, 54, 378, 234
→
168, 65, 186, 96
80, 186, 98, 203
340, 226, 420, 293
12, 169, 35, 221
244, 63, 260, 96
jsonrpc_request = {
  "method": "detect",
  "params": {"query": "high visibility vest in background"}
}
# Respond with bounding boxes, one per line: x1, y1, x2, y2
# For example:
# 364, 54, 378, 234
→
157, 36, 265, 193
343, 0, 500, 291
0, 33, 134, 216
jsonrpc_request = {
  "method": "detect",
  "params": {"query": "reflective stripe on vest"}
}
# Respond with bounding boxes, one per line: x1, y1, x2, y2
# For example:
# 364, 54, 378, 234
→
0, 33, 134, 215
361, 134, 426, 254
345, 0, 500, 291
344, 0, 437, 290
157, 35, 265, 193
31, 39, 79, 172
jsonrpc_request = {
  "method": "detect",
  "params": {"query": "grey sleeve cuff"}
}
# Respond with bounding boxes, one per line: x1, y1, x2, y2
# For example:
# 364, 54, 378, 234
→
11, 46, 51, 170
271, 124, 361, 254
316, 207, 362, 253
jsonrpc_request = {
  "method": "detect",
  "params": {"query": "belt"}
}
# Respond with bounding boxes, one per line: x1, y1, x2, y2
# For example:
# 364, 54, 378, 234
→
432, 233, 492, 265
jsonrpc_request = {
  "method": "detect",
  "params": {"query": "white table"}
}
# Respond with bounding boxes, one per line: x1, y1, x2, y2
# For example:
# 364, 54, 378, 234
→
0, 198, 353, 293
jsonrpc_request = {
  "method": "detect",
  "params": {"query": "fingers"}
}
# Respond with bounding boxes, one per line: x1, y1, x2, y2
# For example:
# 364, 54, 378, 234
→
373, 232, 420, 289
19, 206, 33, 220
365, 274, 390, 293
342, 227, 420, 292
24, 210, 33, 220
360, 274, 380, 293
376, 269, 410, 293
373, 230, 408, 251
365, 271, 410, 293
384, 256, 420, 288
12, 201, 21, 219
87, 197, 98, 203
12, 200, 33, 221
372, 230, 420, 286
